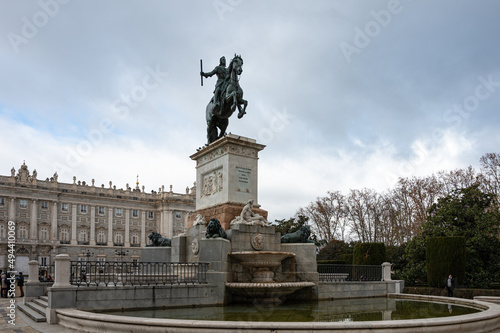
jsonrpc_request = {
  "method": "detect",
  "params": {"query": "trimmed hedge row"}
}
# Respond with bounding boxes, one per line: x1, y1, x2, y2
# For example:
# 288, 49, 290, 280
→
353, 242, 386, 265
426, 236, 466, 288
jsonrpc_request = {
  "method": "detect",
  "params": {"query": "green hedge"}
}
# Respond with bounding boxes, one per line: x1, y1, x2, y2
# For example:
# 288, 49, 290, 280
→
339, 254, 353, 264
353, 243, 386, 265
426, 236, 466, 288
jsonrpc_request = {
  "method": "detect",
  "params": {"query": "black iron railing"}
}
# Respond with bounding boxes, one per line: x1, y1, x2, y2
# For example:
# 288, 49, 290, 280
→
317, 264, 382, 282
69, 261, 209, 287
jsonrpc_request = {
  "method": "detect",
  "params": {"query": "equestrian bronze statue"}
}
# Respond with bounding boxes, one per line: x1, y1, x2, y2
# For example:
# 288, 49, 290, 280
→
201, 54, 248, 145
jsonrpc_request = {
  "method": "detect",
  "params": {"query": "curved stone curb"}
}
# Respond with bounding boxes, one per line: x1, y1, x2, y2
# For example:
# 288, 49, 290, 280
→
56, 294, 500, 333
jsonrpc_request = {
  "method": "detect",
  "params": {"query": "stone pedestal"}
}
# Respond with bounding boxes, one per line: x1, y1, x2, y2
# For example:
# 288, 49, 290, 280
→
140, 247, 172, 263
53, 254, 71, 288
188, 134, 267, 230
189, 202, 268, 230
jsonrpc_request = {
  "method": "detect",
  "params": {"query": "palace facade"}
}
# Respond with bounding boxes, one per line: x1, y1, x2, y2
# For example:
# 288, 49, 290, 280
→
0, 162, 196, 275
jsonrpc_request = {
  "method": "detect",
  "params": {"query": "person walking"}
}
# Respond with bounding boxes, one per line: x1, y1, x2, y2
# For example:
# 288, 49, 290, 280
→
444, 274, 455, 297
17, 272, 25, 297
1, 270, 7, 298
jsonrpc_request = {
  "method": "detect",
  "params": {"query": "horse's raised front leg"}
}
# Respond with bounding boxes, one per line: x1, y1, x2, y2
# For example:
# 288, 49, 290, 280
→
237, 99, 247, 119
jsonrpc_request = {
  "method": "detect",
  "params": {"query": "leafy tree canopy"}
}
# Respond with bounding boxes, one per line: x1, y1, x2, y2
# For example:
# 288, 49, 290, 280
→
273, 215, 309, 236
273, 215, 321, 244
404, 184, 500, 287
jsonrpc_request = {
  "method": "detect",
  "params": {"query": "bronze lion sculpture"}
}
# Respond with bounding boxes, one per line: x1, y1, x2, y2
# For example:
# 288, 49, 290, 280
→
205, 218, 227, 239
280, 225, 314, 243
146, 231, 171, 247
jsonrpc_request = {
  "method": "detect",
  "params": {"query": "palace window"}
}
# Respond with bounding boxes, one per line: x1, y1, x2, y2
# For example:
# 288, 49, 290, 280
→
41, 201, 48, 209
115, 208, 122, 216
61, 203, 69, 212
60, 227, 69, 241
132, 209, 139, 217
40, 226, 49, 240
114, 232, 123, 244
97, 257, 106, 272
148, 211, 154, 219
79, 229, 88, 242
97, 230, 106, 243
0, 224, 5, 238
19, 199, 27, 208
98, 206, 105, 215
175, 211, 182, 219
131, 233, 139, 245
0, 198, 4, 206
18, 225, 28, 239
80, 205, 87, 213
39, 257, 49, 267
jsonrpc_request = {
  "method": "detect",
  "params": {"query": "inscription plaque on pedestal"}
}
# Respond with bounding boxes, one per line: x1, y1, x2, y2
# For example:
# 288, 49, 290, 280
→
236, 166, 251, 193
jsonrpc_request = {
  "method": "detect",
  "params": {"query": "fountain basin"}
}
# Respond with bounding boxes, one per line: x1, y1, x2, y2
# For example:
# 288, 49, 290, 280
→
57, 294, 500, 332
226, 281, 316, 302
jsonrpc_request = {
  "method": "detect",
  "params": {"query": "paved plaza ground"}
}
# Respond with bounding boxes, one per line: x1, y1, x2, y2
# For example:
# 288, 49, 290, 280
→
0, 296, 77, 333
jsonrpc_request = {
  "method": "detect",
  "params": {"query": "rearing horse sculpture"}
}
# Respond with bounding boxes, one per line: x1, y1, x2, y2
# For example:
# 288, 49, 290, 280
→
205, 55, 247, 144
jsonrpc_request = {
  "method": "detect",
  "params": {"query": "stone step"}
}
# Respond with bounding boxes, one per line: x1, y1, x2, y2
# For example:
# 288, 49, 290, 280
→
18, 303, 46, 322
26, 301, 47, 316
39, 295, 48, 302
33, 298, 48, 308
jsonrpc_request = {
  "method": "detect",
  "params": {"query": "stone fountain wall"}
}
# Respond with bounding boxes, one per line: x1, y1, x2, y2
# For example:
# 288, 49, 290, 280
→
146, 222, 319, 303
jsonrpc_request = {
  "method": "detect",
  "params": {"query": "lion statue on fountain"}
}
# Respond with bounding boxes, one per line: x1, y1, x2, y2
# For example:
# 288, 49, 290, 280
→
205, 218, 227, 239
280, 225, 315, 244
146, 231, 171, 247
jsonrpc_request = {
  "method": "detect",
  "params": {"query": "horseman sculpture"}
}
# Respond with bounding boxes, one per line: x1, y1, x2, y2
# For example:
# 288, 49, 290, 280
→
201, 54, 247, 145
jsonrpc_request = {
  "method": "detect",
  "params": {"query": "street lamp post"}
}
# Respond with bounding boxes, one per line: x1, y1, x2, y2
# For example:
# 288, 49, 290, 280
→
80, 250, 94, 282
115, 247, 129, 274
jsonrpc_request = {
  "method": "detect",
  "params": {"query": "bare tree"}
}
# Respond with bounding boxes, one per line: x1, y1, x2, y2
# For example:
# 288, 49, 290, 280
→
480, 153, 500, 202
345, 188, 383, 243
437, 166, 479, 196
297, 191, 346, 243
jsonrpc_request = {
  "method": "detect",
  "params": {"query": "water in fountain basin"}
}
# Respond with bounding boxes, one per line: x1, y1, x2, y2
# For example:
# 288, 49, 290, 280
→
98, 297, 480, 322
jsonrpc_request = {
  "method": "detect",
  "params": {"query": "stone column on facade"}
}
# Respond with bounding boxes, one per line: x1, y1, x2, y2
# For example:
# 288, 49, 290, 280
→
159, 208, 165, 236
50, 201, 58, 241
161, 208, 172, 238
170, 210, 175, 238
107, 207, 114, 246
140, 211, 146, 247
8, 198, 16, 222
125, 209, 130, 247
90, 206, 96, 246
29, 199, 38, 240
71, 204, 77, 245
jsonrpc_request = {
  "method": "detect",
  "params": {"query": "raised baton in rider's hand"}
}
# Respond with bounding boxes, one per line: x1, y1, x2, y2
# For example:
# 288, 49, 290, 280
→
200, 59, 203, 86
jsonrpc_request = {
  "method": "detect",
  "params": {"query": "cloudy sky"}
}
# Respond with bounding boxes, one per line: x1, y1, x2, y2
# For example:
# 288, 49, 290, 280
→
1, 0, 499, 221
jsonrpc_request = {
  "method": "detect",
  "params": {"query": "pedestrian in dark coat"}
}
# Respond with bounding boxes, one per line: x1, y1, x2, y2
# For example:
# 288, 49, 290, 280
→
444, 274, 455, 297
